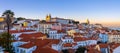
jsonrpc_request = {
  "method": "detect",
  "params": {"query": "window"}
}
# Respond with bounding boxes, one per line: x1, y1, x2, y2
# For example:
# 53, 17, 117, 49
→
17, 48, 19, 52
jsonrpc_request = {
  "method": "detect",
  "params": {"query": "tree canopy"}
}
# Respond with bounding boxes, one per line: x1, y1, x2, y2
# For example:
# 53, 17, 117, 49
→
75, 46, 86, 53
62, 49, 69, 53
0, 32, 14, 52
17, 17, 26, 20
2, 10, 14, 17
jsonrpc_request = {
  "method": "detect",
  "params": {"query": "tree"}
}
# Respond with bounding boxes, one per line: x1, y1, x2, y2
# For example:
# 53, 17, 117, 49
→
2, 10, 14, 52
2, 10, 14, 29
17, 17, 26, 20
2, 10, 14, 17
41, 20, 46, 23
97, 41, 102, 44
75, 46, 86, 53
72, 21, 79, 25
62, 49, 69, 53
74, 21, 79, 25
0, 32, 14, 53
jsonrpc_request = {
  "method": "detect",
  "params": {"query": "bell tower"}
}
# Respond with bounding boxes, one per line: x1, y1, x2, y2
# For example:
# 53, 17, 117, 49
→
86, 19, 90, 24
46, 14, 51, 22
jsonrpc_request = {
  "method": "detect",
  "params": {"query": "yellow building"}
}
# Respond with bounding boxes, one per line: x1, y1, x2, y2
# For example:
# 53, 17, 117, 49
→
23, 22, 28, 26
67, 29, 76, 36
46, 14, 51, 22
0, 17, 4, 22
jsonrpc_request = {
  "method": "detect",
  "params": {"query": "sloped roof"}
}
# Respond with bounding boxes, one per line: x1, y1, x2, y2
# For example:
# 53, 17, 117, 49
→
9, 30, 35, 34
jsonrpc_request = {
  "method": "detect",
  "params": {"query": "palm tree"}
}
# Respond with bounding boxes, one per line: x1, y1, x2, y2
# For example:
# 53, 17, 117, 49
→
2, 10, 14, 52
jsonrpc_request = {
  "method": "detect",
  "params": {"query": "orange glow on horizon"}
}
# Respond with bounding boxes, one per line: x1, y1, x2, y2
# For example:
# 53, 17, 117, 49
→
78, 19, 120, 27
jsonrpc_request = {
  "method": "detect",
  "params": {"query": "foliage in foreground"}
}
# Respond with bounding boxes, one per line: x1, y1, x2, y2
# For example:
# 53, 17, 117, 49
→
0, 32, 14, 53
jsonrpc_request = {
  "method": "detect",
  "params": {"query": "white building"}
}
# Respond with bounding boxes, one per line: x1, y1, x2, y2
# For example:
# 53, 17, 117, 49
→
38, 22, 60, 34
108, 33, 120, 43
18, 42, 36, 53
51, 17, 74, 24
48, 29, 66, 39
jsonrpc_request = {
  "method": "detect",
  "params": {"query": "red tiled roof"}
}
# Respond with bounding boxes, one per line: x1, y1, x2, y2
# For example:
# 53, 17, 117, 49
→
88, 37, 98, 40
62, 35, 73, 39
86, 45, 101, 53
99, 44, 108, 48
46, 39, 60, 47
87, 48, 101, 53
74, 37, 88, 42
9, 30, 35, 34
63, 43, 72, 47
19, 32, 46, 39
74, 33, 81, 35
109, 43, 120, 50
33, 47, 58, 53
29, 39, 59, 53
19, 42, 35, 48
57, 30, 66, 33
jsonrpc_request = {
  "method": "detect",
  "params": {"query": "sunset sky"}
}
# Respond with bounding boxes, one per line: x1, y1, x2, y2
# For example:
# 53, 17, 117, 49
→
0, 0, 120, 27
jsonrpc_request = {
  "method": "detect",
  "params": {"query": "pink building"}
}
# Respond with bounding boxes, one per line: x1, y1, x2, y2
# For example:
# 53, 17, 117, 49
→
51, 24, 62, 30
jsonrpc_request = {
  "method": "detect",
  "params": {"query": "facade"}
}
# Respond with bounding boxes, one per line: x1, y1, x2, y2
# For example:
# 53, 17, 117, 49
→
67, 29, 79, 36
38, 22, 52, 34
51, 23, 62, 30
62, 35, 74, 43
38, 22, 59, 34
67, 29, 76, 36
99, 33, 108, 43
45, 14, 74, 24
51, 17, 74, 24
18, 43, 36, 53
12, 41, 28, 53
48, 29, 66, 39
108, 33, 120, 43
12, 24, 22, 30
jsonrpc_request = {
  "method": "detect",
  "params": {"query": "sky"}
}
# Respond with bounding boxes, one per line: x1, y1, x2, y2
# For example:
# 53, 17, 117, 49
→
0, 0, 120, 27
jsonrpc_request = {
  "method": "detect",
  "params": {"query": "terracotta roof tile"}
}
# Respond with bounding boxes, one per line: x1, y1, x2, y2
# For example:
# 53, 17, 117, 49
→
33, 47, 58, 53
19, 32, 46, 39
74, 37, 88, 42
9, 30, 35, 34
19, 42, 35, 48
99, 44, 108, 48
109, 43, 120, 50
57, 30, 66, 33
87, 48, 101, 53
63, 43, 72, 47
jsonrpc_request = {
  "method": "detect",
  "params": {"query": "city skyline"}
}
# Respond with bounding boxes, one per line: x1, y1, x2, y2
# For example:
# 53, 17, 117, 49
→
0, 0, 120, 27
